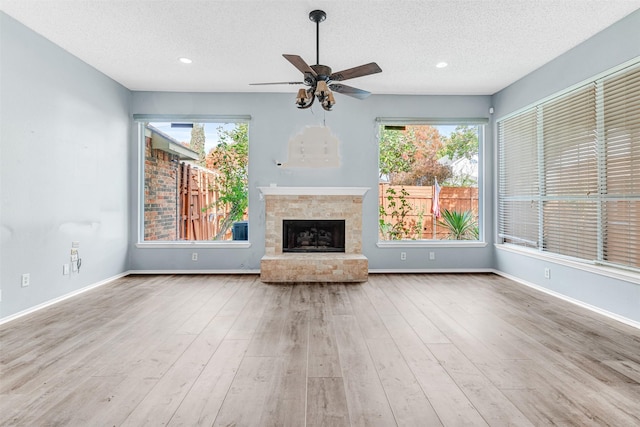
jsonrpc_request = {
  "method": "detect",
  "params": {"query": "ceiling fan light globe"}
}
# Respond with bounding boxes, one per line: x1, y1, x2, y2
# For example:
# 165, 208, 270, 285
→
296, 88, 312, 106
321, 90, 335, 110
315, 81, 328, 97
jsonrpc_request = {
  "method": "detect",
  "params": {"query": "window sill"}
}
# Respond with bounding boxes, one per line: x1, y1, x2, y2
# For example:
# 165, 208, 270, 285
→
495, 244, 640, 285
377, 240, 488, 249
136, 241, 252, 249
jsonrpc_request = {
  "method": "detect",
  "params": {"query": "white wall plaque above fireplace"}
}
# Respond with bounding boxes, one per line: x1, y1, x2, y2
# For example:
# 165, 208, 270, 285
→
258, 186, 369, 282
275, 126, 340, 168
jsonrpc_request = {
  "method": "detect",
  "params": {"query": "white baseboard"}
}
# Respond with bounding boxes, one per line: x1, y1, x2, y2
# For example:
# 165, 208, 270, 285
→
368, 268, 494, 274
493, 269, 640, 330
129, 269, 261, 275
0, 271, 130, 326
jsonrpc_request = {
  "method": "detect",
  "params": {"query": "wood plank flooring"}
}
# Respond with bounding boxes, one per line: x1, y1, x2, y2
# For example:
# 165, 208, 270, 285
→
1, 273, 639, 426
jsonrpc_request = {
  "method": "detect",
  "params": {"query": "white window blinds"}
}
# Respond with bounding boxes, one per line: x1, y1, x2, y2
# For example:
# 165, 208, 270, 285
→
498, 110, 539, 247
603, 66, 640, 268
497, 61, 640, 271
542, 84, 599, 260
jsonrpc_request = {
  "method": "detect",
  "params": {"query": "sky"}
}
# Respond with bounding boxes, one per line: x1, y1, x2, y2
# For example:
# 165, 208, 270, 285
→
150, 122, 237, 153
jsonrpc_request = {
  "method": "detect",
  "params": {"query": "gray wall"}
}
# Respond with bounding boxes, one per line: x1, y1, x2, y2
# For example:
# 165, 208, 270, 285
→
129, 93, 493, 272
491, 9, 640, 324
0, 13, 131, 318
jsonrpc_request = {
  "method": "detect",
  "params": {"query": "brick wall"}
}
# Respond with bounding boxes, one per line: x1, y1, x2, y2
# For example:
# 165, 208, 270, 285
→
144, 136, 179, 240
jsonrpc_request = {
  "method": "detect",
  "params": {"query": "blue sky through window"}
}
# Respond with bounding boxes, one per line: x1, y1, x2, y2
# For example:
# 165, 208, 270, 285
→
150, 122, 236, 153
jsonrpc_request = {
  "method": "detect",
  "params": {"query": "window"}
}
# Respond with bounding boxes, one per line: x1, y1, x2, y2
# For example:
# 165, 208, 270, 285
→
377, 120, 484, 241
136, 117, 250, 242
498, 62, 640, 271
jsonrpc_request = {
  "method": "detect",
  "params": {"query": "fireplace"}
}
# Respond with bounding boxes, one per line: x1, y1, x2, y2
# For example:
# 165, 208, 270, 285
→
258, 186, 369, 282
283, 219, 345, 253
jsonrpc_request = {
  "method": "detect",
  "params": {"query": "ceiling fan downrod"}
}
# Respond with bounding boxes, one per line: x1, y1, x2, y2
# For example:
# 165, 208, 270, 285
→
309, 10, 326, 66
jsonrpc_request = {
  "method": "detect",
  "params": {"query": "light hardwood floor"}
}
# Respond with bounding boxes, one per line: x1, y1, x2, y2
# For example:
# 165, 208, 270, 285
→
1, 273, 639, 426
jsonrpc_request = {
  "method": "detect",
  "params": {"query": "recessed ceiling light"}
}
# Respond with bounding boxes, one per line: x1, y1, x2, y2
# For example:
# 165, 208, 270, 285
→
178, 57, 193, 64
436, 62, 448, 68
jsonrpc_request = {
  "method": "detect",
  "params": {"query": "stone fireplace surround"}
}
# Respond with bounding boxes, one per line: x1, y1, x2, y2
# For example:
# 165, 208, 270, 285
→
258, 187, 369, 282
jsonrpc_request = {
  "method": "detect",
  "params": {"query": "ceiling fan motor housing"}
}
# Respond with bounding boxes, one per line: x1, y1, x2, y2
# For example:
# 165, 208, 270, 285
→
311, 64, 332, 81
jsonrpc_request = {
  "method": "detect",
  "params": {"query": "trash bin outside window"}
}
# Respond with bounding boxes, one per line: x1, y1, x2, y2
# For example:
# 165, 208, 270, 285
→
232, 221, 248, 240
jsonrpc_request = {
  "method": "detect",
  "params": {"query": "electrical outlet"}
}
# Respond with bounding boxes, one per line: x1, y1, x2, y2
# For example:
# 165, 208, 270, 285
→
429, 251, 435, 260
544, 267, 551, 279
400, 252, 407, 261
63, 264, 70, 275
192, 252, 198, 261
70, 247, 81, 273
21, 273, 30, 287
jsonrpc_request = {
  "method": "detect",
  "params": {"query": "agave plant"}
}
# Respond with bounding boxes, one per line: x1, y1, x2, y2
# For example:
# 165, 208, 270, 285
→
438, 209, 477, 240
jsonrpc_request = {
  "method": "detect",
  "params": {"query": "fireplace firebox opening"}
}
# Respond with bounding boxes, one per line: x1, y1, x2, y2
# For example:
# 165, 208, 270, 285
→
283, 219, 345, 253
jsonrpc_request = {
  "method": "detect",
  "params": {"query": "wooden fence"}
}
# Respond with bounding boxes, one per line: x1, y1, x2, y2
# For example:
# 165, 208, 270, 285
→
378, 183, 478, 239
178, 163, 235, 241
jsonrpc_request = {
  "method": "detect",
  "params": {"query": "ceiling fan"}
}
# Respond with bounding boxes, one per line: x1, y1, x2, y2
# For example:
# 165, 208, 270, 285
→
251, 9, 382, 111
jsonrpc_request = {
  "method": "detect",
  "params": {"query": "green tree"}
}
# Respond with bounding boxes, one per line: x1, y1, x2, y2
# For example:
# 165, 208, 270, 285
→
438, 125, 478, 160
379, 126, 416, 180
379, 125, 451, 241
390, 126, 452, 186
438, 125, 478, 187
207, 123, 249, 239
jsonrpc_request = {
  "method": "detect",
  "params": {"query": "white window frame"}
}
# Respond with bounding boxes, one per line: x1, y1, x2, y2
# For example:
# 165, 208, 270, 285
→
375, 118, 488, 248
133, 114, 252, 248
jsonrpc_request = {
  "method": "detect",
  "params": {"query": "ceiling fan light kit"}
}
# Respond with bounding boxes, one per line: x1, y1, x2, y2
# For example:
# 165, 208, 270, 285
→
251, 9, 382, 111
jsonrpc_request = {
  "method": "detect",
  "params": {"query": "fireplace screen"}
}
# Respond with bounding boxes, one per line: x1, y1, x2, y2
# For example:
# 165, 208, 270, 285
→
283, 220, 345, 253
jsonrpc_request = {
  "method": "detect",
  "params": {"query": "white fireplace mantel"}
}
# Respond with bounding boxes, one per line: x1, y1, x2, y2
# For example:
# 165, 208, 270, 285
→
258, 186, 369, 197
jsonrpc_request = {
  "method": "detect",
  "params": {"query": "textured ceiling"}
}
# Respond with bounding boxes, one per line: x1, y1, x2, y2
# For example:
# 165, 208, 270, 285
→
1, 0, 639, 95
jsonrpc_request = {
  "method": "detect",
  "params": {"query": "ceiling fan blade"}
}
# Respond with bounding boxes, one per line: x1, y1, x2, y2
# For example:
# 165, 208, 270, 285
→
250, 81, 304, 86
329, 83, 371, 100
283, 54, 317, 77
330, 62, 382, 82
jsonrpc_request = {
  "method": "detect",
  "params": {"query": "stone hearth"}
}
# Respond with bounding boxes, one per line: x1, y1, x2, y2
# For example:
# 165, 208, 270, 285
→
258, 187, 369, 282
